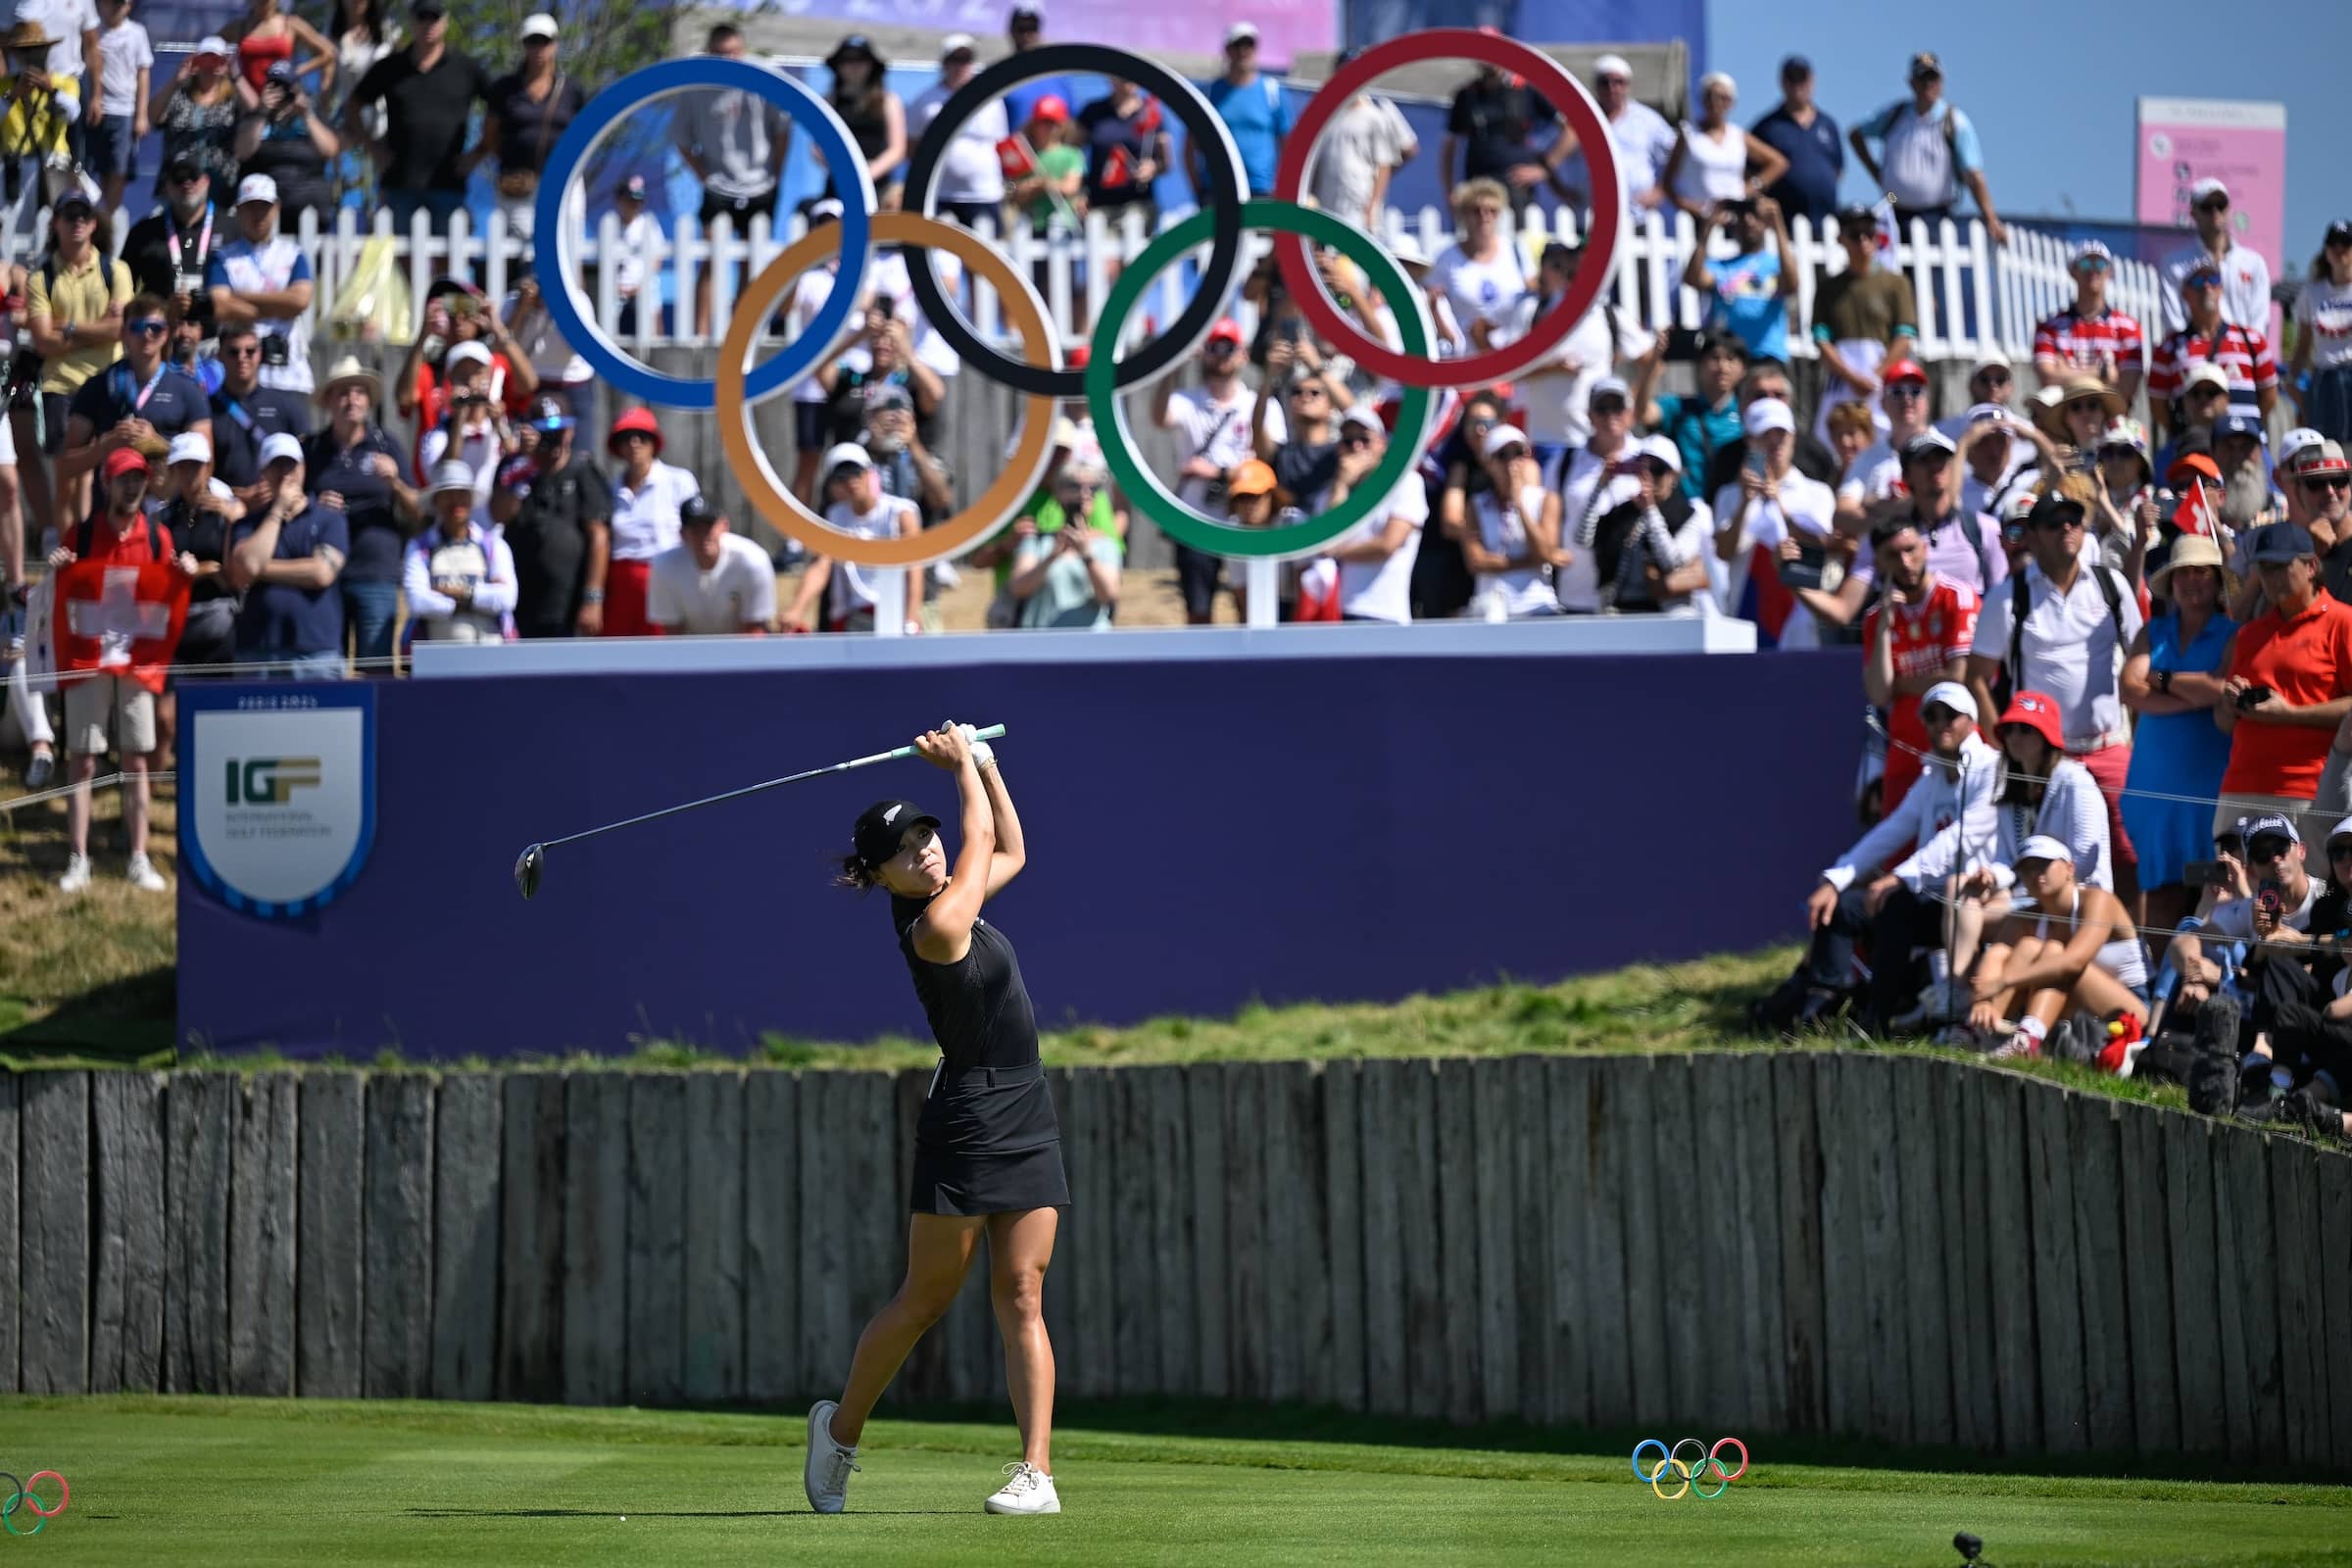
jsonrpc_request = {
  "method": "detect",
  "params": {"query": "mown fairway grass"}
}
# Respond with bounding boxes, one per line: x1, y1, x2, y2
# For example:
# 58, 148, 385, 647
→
1, 1396, 2348, 1567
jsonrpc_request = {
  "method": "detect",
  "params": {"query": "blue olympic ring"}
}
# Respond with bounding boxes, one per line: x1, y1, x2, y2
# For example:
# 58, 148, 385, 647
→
1632, 1437, 1746, 1497
532, 57, 875, 408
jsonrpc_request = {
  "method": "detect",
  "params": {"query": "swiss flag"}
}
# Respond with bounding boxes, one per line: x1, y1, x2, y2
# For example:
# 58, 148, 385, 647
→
2172, 477, 2220, 538
996, 135, 1037, 181
53, 561, 189, 695
1102, 146, 1135, 190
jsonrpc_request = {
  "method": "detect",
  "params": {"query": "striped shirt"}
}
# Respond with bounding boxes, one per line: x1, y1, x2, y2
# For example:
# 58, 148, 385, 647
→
2147, 322, 2277, 416
2034, 305, 2145, 375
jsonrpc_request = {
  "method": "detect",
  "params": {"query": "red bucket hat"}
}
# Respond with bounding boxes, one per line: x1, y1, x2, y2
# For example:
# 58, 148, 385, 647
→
1997, 690, 2066, 752
608, 407, 663, 459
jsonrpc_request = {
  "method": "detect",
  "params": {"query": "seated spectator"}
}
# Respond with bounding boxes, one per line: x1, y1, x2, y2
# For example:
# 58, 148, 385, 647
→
496, 396, 611, 639
1833, 358, 1935, 529
2123, 535, 2237, 932
1963, 835, 2146, 1058
1082, 76, 1170, 233
59, 293, 213, 490
1457, 422, 1562, 620
604, 408, 700, 638
1681, 196, 1795, 367
1770, 679, 2000, 1033
2034, 241, 2144, 407
206, 323, 309, 500
1715, 397, 1838, 648
1702, 362, 1838, 503
1859, 514, 1981, 814
206, 175, 316, 399
2291, 221, 2352, 447
1577, 434, 1710, 616
782, 443, 922, 634
1662, 74, 1787, 221
647, 498, 772, 636
1320, 413, 1427, 626
2199, 813, 2352, 1136
1642, 329, 1745, 502
120, 156, 225, 331
401, 458, 515, 644
157, 431, 241, 671
48, 447, 192, 895
226, 430, 346, 677
2149, 261, 2278, 433
1848, 52, 2004, 243
233, 62, 339, 230
2214, 521, 2352, 844
1007, 461, 1121, 629
305, 357, 417, 672
1429, 178, 1529, 356
1810, 205, 1917, 447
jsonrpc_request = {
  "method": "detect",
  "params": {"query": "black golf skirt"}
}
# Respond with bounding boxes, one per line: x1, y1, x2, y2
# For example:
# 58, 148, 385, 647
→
909, 1060, 1071, 1216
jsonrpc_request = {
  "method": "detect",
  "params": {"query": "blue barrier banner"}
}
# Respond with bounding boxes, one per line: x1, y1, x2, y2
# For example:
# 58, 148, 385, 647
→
176, 649, 1856, 1058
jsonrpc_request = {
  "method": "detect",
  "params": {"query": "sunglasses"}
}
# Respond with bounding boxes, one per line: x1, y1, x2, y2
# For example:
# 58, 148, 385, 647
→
2198, 196, 2230, 212
2034, 514, 2086, 531
2188, 383, 2228, 399
2003, 524, 2029, 543
615, 429, 653, 442
125, 318, 168, 336
1885, 383, 1925, 399
1921, 704, 1967, 725
1975, 368, 2013, 383
1204, 338, 1239, 354
2301, 474, 2352, 493
2186, 274, 2223, 289
2073, 259, 2110, 273
1591, 397, 1628, 416
2249, 837, 2296, 862
1492, 446, 1528, 464
223, 340, 262, 357
1341, 429, 1376, 447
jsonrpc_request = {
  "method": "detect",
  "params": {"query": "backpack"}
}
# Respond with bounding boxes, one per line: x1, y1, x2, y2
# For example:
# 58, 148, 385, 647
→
2000, 563, 2127, 712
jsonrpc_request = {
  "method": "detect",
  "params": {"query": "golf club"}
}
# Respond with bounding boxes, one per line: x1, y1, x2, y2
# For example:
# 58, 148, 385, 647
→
513, 723, 1007, 900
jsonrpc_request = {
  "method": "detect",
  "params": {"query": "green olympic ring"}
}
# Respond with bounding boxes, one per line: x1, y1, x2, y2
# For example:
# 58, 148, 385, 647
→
1090, 199, 1436, 562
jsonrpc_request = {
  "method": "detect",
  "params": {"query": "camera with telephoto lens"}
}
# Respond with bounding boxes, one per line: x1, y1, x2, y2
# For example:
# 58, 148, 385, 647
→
3, 347, 39, 411
261, 333, 290, 368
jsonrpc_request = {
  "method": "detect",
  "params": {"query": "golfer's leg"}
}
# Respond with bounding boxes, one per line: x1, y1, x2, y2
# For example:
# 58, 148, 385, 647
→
987, 1206, 1060, 1472
831, 1213, 985, 1447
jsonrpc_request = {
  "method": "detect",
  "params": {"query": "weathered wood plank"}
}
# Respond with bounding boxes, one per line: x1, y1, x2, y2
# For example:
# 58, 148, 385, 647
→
1274, 1060, 1328, 1409
1545, 1056, 1595, 1429
498, 1075, 566, 1402
2069, 1093, 2134, 1455
2209, 1121, 2262, 1460
742, 1071, 800, 1402
1507, 1055, 1550, 1428
228, 1072, 298, 1397
1893, 1056, 1953, 1449
2218, 1126, 2285, 1461
795, 1072, 852, 1404
19, 1071, 90, 1393
89, 1071, 165, 1394
1981, 1073, 2040, 1455
1469, 1054, 1517, 1425
563, 1072, 629, 1406
837, 1074, 904, 1391
1141, 1065, 1197, 1398
2163, 1110, 2224, 1457
1356, 1058, 1407, 1416
1110, 1067, 1161, 1396
1649, 1055, 1706, 1425
888, 1066, 938, 1404
1321, 1060, 1364, 1413
682, 1071, 747, 1404
1583, 1056, 1633, 1425
2025, 1081, 2087, 1453
1612, 1056, 1667, 1427
166, 1072, 234, 1394
2116, 1103, 2178, 1457
1434, 1057, 1481, 1425
0, 1073, 16, 1394
1067, 1067, 1117, 1400
1224, 1063, 1268, 1402
1771, 1053, 1824, 1433
1848, 1054, 1912, 1445
363, 1074, 435, 1399
625, 1074, 688, 1407
427, 1074, 500, 1404
2317, 1151, 2352, 1470
1185, 1063, 1229, 1399
1690, 1054, 1747, 1430
1397, 1060, 1445, 1421
295, 1073, 363, 1397
1945, 1063, 1998, 1451
1812, 1054, 1864, 1436
1732, 1054, 1788, 1436
2269, 1136, 2326, 1470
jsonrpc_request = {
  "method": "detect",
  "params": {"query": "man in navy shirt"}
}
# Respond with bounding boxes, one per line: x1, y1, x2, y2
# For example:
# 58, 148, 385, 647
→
227, 430, 350, 678
1750, 57, 1842, 228
207, 323, 312, 500
58, 292, 214, 492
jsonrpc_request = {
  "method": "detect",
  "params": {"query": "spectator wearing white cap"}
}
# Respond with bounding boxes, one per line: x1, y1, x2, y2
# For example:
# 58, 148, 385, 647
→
416, 339, 506, 531
1810, 204, 1917, 447
402, 457, 514, 644
1574, 434, 1711, 615
610, 174, 657, 335
1963, 833, 2147, 1058
2034, 241, 2145, 406
1317, 406, 1428, 625
908, 33, 1006, 229
1808, 428, 2008, 636
1202, 22, 1291, 197
1152, 318, 1285, 624
648, 498, 773, 636
1313, 46, 1416, 229
1555, 376, 1644, 613
783, 443, 923, 634
1715, 396, 1838, 648
1955, 404, 2036, 524
157, 429, 243, 672
478, 14, 582, 240
205, 172, 314, 395
2292, 221, 2352, 447
1457, 422, 1561, 619
1559, 54, 1674, 211
1848, 52, 2005, 245
2159, 177, 2274, 336
1790, 677, 2001, 1033
226, 428, 348, 677
1662, 73, 1786, 220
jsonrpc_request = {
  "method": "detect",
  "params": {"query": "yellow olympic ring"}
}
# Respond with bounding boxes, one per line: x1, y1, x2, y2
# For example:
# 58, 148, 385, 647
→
715, 212, 1061, 568
1651, 1457, 1692, 1500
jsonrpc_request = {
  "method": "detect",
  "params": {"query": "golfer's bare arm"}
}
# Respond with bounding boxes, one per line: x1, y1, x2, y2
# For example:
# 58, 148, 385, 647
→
980, 760, 1025, 899
911, 752, 997, 964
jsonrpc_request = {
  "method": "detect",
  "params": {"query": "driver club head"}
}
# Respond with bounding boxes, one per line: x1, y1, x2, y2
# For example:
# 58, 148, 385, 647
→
514, 843, 546, 901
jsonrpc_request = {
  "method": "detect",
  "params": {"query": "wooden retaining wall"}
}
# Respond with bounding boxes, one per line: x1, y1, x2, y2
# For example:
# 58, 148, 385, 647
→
2, 1054, 2343, 1470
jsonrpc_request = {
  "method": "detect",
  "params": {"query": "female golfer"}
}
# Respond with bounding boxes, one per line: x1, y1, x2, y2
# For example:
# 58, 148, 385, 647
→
1966, 834, 2149, 1059
804, 722, 1068, 1518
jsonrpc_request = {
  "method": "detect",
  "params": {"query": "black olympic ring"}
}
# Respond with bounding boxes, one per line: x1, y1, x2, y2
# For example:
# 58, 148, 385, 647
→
898, 42, 1248, 397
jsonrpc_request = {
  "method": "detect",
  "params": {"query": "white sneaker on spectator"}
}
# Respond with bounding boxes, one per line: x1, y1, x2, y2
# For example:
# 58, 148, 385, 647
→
983, 1460, 1059, 1515
804, 1399, 858, 1514
126, 854, 167, 893
57, 854, 90, 894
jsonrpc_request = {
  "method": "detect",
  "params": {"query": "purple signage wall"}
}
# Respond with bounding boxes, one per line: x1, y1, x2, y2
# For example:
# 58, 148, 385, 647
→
177, 651, 1858, 1059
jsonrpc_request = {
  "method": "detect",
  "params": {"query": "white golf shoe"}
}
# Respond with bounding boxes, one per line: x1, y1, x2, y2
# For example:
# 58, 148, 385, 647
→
804, 1399, 858, 1514
126, 854, 167, 893
57, 855, 90, 894
983, 1460, 1060, 1515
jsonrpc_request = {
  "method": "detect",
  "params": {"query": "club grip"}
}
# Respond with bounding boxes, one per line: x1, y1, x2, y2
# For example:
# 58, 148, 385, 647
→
971, 723, 1007, 742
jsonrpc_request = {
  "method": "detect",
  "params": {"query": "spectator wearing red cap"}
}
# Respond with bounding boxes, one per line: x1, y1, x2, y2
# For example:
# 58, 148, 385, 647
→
1834, 357, 1935, 529
2160, 177, 2274, 335
2149, 262, 2278, 433
2215, 520, 2352, 845
2292, 221, 2352, 446
48, 445, 195, 896
1007, 94, 1084, 245
2122, 533, 2237, 931
2034, 242, 2145, 407
601, 407, 699, 637
1152, 318, 1283, 624
1858, 512, 1980, 814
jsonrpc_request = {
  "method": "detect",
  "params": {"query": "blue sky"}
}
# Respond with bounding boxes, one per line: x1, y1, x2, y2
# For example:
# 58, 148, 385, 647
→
1708, 0, 2344, 261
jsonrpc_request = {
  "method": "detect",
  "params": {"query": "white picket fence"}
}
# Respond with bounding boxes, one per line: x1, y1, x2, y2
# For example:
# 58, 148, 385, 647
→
57, 200, 2164, 376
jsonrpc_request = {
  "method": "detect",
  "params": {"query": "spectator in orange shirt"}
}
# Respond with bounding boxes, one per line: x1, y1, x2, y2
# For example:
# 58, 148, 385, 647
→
2215, 521, 2352, 845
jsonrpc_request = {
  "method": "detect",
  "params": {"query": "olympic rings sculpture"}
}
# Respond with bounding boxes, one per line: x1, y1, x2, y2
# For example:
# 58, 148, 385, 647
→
1632, 1438, 1747, 1499
0, 1471, 70, 1536
531, 29, 1625, 570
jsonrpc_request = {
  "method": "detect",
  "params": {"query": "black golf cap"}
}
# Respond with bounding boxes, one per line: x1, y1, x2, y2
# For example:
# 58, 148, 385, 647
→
854, 800, 939, 869
679, 497, 720, 529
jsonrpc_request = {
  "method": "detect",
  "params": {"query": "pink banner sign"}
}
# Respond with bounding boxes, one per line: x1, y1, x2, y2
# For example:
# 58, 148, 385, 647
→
2134, 96, 2287, 279
764, 0, 1336, 63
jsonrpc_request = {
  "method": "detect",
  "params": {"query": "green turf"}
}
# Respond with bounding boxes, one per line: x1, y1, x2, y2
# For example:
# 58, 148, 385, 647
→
2, 1397, 2348, 1566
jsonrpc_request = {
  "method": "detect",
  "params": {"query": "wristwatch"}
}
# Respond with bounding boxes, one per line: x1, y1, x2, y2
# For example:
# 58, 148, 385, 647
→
2154, 669, 2173, 695
582, 589, 605, 604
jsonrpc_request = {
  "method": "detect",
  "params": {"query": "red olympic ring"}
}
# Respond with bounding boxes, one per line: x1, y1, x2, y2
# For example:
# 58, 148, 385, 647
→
1269, 29, 1624, 389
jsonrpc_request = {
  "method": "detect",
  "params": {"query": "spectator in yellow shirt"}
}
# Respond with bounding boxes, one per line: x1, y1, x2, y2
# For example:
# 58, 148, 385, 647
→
25, 190, 132, 533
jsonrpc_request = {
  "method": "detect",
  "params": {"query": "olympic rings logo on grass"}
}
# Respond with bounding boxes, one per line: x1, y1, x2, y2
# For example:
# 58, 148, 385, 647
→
1632, 1438, 1746, 1499
0, 1472, 70, 1537
531, 29, 1624, 569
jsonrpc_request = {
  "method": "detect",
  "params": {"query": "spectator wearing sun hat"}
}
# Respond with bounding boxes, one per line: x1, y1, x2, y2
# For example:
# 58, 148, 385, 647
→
2160, 176, 2274, 336
2034, 241, 2145, 407
403, 457, 515, 644
2122, 531, 2237, 930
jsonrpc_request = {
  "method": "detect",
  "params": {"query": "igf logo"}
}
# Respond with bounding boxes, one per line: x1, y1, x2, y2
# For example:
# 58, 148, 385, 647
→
225, 757, 321, 806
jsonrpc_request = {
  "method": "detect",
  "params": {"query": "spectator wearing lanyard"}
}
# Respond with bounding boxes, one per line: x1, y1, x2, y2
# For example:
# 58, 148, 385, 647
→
495, 396, 611, 638
227, 430, 348, 678
1838, 430, 2008, 611
1642, 330, 1745, 502
603, 408, 700, 638
304, 356, 418, 670
2214, 521, 2352, 847
1201, 24, 1290, 197
2148, 262, 2278, 432
205, 174, 316, 397
120, 155, 223, 330
206, 322, 309, 500
58, 292, 212, 490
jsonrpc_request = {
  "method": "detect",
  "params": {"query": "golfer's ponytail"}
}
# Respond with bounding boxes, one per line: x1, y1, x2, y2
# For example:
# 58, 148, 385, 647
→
833, 853, 876, 892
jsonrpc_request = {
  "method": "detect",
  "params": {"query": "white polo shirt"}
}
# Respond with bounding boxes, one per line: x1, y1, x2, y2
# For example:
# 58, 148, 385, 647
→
1970, 558, 2144, 747
609, 460, 702, 563
2159, 239, 2275, 335
1332, 476, 1429, 624
648, 533, 776, 634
